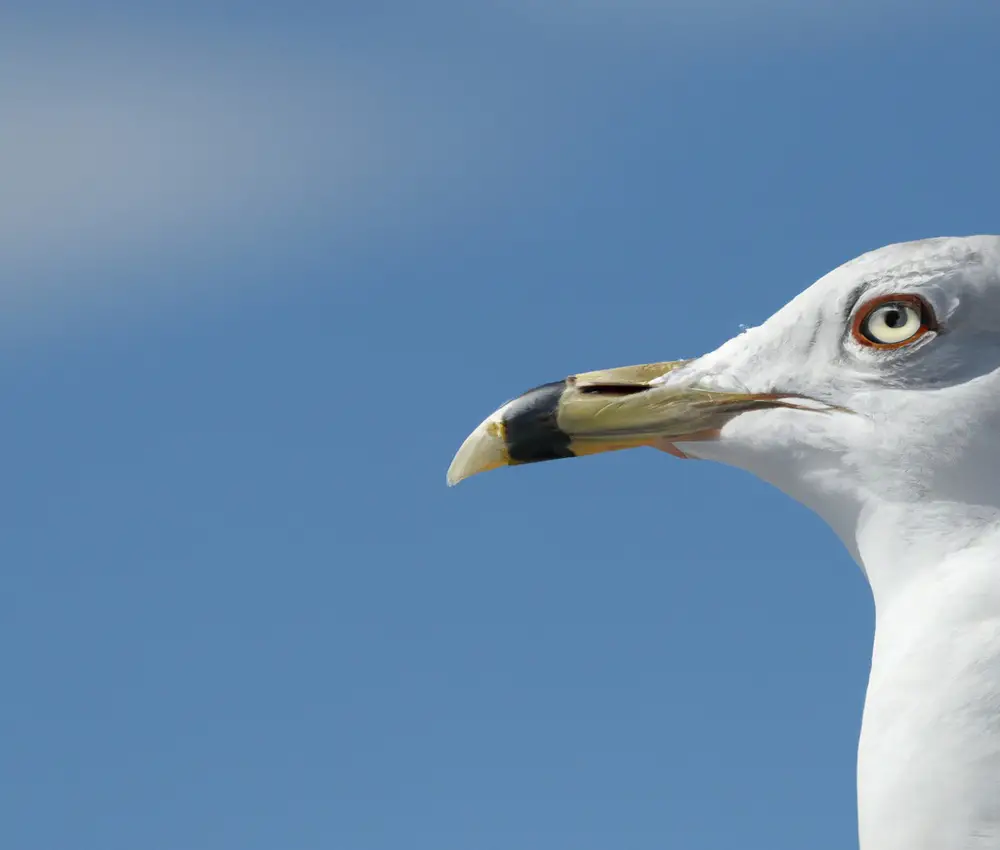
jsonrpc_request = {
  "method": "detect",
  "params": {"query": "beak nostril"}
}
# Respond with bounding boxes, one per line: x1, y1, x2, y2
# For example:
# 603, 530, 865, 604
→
577, 383, 650, 397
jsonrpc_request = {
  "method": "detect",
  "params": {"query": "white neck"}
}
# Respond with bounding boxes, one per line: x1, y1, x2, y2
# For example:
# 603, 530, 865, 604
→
854, 500, 1000, 850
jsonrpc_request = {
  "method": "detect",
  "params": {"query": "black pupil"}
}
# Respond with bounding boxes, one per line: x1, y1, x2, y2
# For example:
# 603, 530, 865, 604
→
883, 308, 905, 328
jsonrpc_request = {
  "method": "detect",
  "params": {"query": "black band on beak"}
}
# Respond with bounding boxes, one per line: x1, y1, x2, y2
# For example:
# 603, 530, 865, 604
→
502, 381, 574, 463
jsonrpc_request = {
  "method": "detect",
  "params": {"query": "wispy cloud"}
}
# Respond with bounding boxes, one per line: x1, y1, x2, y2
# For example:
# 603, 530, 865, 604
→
0, 32, 508, 332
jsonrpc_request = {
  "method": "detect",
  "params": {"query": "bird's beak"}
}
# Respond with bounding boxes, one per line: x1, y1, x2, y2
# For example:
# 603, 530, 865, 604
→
447, 360, 810, 485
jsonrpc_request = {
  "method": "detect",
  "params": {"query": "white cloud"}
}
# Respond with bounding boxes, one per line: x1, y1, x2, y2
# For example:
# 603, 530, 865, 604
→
0, 35, 501, 333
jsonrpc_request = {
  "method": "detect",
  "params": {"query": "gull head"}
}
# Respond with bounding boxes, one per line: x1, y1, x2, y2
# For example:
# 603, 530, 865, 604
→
449, 236, 1000, 560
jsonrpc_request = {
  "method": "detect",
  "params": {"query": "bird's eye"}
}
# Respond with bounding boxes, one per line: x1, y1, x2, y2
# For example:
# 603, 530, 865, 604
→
853, 294, 936, 349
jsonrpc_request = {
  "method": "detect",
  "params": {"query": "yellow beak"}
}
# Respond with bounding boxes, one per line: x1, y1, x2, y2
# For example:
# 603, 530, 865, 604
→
447, 360, 805, 486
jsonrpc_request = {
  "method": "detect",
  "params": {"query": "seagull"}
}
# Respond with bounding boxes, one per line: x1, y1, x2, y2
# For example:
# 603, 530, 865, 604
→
448, 235, 1000, 850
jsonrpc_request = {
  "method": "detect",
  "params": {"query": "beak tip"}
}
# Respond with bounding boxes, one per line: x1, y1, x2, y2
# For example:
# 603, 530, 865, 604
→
446, 415, 510, 487
445, 458, 467, 488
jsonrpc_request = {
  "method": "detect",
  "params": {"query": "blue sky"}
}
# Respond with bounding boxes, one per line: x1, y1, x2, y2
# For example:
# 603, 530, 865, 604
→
3, 3, 999, 849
